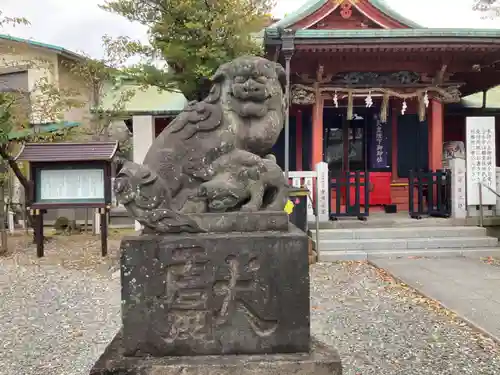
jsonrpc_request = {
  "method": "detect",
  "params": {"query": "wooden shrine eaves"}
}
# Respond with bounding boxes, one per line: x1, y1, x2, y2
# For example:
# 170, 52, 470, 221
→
15, 141, 119, 162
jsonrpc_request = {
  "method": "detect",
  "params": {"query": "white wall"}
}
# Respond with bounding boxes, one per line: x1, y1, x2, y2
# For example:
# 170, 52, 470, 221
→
132, 115, 155, 230
132, 115, 155, 163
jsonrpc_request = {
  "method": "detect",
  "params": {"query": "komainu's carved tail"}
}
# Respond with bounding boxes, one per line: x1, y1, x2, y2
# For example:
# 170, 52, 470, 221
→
139, 208, 206, 234
113, 160, 206, 234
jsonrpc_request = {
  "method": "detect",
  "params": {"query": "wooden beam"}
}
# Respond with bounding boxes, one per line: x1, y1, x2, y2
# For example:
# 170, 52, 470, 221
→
433, 64, 448, 85
317, 82, 465, 89
445, 107, 500, 116
298, 73, 315, 84
316, 64, 325, 83
292, 54, 461, 75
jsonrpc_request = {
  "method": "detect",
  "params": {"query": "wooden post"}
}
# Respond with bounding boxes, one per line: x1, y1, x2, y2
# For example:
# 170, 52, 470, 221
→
33, 209, 44, 258
100, 207, 108, 257
84, 208, 89, 234
296, 109, 303, 171
312, 95, 324, 166
429, 99, 444, 171
312, 65, 325, 167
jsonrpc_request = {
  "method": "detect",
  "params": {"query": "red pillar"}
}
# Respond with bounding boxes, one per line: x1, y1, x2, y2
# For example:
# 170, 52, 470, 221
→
312, 96, 324, 167
429, 99, 444, 171
295, 109, 303, 171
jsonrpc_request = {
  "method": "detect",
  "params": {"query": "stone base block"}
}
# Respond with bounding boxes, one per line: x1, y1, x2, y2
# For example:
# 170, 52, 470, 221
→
121, 223, 310, 357
142, 211, 290, 234
90, 331, 342, 375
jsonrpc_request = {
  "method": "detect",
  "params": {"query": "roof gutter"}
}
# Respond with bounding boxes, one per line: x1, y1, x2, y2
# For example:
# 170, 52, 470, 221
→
265, 35, 500, 47
0, 34, 86, 61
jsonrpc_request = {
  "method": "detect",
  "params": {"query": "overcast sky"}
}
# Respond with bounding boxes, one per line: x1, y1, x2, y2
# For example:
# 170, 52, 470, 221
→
1, 0, 499, 58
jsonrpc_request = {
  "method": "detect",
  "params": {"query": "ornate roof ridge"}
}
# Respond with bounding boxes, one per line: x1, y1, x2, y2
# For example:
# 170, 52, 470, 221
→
270, 0, 421, 29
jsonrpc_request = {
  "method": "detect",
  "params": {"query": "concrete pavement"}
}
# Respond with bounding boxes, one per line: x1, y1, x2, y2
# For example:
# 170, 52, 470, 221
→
371, 256, 500, 343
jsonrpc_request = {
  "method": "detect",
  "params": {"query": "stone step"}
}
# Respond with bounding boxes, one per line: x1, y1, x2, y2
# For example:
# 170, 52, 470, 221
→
318, 248, 500, 262
317, 236, 498, 251
310, 226, 487, 240
309, 217, 468, 230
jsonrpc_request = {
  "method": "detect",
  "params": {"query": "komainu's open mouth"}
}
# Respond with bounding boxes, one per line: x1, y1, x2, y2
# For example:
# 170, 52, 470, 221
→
238, 101, 268, 118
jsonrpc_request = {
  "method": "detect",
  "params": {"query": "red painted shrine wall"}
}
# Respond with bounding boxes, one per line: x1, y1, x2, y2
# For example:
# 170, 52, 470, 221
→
154, 117, 173, 137
444, 115, 465, 143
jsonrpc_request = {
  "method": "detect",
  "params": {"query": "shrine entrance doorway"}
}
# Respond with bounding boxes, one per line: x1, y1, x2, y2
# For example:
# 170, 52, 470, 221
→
323, 108, 367, 175
323, 107, 393, 217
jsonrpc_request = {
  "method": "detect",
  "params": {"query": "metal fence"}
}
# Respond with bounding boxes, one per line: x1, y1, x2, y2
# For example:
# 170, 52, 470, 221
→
329, 170, 370, 220
408, 169, 451, 219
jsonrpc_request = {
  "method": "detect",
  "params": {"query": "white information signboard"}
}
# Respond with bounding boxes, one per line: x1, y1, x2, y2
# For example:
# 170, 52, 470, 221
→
315, 162, 329, 222
38, 168, 105, 202
466, 117, 496, 206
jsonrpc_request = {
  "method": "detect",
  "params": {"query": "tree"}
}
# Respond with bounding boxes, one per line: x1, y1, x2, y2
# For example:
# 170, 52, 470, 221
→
0, 82, 83, 195
61, 37, 135, 156
0, 9, 90, 247
0, 10, 29, 29
0, 79, 83, 247
473, 0, 500, 18
100, 0, 275, 100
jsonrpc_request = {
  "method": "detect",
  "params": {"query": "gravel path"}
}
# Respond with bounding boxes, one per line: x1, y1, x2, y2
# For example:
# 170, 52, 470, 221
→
312, 262, 500, 375
0, 261, 120, 375
2, 238, 500, 375
0, 236, 121, 375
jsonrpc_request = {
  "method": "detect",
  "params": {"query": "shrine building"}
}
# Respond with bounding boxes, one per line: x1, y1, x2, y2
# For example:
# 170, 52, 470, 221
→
264, 0, 500, 212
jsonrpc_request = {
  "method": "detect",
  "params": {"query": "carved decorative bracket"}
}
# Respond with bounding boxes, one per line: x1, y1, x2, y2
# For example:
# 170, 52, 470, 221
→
290, 83, 462, 105
291, 85, 316, 105
295, 71, 462, 88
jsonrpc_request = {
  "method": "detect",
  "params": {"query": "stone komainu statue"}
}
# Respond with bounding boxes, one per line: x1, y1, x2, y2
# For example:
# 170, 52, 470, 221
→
114, 56, 289, 233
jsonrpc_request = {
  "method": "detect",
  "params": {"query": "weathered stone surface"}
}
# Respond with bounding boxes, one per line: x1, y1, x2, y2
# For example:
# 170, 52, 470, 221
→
113, 56, 290, 233
90, 331, 342, 375
121, 224, 310, 357
142, 211, 289, 234
142, 56, 287, 213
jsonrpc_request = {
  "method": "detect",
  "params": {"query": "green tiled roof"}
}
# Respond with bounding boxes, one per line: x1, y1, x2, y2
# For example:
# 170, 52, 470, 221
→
271, 0, 325, 29
265, 27, 500, 39
271, 0, 421, 29
0, 34, 84, 61
461, 86, 500, 109
8, 121, 81, 140
100, 83, 187, 115
369, 0, 421, 28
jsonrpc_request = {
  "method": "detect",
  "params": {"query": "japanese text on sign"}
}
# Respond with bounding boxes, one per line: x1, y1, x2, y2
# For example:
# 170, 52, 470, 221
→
468, 127, 494, 186
370, 116, 388, 169
466, 117, 496, 206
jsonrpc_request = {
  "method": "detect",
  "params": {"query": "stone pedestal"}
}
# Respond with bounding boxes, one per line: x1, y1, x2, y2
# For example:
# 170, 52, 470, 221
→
90, 212, 341, 374
90, 331, 342, 375
121, 224, 310, 356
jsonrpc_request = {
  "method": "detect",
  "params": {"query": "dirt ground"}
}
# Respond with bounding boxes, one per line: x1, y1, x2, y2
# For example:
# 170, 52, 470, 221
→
0, 228, 137, 274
